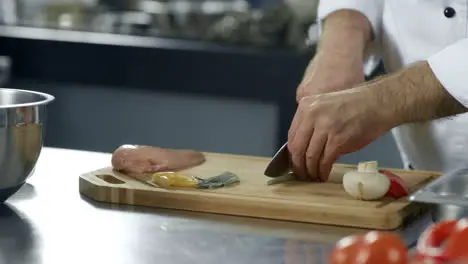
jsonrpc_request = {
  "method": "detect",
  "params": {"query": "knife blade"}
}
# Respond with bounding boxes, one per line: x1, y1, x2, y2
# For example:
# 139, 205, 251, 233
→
264, 142, 293, 178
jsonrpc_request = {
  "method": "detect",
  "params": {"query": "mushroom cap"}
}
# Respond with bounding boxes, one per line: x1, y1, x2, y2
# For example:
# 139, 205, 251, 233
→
343, 171, 390, 200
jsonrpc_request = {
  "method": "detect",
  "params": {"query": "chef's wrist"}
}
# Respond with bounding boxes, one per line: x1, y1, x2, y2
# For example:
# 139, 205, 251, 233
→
318, 11, 372, 58
298, 50, 365, 97
315, 33, 367, 82
318, 29, 367, 61
321, 9, 373, 45
313, 48, 361, 76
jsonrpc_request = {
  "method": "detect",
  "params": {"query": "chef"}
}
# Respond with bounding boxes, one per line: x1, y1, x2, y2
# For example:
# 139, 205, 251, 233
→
287, 2, 468, 182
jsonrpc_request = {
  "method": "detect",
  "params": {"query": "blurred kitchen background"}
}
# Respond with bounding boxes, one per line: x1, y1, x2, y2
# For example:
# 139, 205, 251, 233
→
0, 0, 402, 168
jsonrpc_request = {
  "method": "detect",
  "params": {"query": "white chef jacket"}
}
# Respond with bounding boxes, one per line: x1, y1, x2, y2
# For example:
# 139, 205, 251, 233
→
316, 1, 468, 173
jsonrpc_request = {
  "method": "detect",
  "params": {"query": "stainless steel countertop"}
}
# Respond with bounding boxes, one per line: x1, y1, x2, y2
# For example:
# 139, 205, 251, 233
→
2, 147, 433, 264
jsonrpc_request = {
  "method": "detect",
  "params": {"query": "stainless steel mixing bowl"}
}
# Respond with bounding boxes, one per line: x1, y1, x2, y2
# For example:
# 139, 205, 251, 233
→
431, 204, 468, 222
0, 88, 54, 201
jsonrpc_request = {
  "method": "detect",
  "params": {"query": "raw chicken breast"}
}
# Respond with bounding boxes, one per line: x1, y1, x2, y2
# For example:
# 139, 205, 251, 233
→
111, 144, 206, 175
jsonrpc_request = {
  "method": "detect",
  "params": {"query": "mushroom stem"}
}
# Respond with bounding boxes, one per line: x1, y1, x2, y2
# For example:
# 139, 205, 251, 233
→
357, 161, 378, 173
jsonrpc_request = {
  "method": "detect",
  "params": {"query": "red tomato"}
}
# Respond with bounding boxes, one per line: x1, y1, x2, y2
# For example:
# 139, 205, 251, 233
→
410, 256, 468, 264
410, 253, 444, 264
329, 232, 408, 264
417, 219, 457, 260
329, 235, 363, 264
443, 219, 468, 260
416, 218, 468, 262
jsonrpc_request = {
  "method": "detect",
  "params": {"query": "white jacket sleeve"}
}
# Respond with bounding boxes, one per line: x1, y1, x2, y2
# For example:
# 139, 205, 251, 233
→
427, 39, 468, 108
312, 1, 385, 76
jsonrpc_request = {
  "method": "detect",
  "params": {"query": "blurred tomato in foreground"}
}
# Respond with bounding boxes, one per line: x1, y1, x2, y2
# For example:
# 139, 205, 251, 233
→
410, 257, 468, 264
329, 218, 468, 264
329, 231, 407, 264
416, 218, 468, 262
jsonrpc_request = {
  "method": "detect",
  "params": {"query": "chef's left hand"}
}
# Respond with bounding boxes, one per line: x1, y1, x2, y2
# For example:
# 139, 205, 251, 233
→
287, 86, 394, 181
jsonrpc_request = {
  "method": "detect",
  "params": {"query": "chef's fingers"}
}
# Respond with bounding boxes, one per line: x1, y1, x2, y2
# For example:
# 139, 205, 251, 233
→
319, 138, 340, 182
288, 108, 304, 145
289, 120, 314, 181
305, 133, 327, 181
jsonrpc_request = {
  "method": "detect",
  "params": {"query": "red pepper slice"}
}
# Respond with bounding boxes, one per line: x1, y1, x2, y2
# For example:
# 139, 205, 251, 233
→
379, 169, 409, 199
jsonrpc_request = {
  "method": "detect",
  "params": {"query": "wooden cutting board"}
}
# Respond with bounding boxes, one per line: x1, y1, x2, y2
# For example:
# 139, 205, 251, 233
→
79, 152, 440, 230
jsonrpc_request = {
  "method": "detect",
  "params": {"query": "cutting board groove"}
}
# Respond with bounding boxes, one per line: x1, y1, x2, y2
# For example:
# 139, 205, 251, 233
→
79, 152, 440, 230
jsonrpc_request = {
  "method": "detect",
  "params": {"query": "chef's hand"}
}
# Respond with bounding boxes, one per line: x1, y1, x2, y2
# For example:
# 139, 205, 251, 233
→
287, 86, 393, 181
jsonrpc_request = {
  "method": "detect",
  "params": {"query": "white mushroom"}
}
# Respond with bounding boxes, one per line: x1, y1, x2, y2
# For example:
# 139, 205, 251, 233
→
342, 161, 390, 201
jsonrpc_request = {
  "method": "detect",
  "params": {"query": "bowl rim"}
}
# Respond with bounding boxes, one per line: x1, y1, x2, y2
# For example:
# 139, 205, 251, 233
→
0, 88, 55, 108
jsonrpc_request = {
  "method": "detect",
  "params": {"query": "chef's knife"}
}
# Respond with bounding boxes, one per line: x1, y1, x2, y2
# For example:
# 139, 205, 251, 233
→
264, 142, 293, 178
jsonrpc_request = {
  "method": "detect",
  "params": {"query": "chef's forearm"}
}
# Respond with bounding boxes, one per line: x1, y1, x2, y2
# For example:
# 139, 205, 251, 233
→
372, 61, 468, 126
317, 10, 373, 59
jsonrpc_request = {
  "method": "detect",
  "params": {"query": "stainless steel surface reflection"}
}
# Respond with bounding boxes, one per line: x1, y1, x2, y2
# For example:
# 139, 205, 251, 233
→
431, 204, 468, 222
410, 167, 468, 221
3, 148, 433, 264
0, 88, 54, 201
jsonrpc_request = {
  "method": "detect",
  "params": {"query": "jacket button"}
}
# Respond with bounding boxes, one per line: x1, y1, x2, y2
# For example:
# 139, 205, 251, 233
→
444, 7, 456, 18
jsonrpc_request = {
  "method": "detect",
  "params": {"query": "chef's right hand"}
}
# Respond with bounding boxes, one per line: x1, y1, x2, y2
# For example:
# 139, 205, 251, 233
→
295, 48, 365, 102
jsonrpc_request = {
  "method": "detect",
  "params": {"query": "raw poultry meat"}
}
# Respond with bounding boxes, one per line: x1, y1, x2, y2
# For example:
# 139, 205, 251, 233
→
111, 144, 206, 175
111, 144, 240, 189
